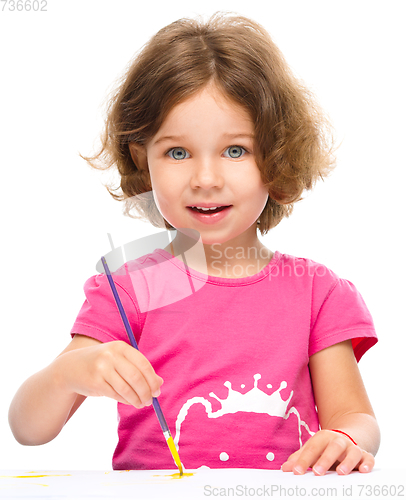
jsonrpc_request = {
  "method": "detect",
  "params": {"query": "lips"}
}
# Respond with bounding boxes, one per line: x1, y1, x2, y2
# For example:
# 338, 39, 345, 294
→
187, 205, 232, 225
189, 206, 231, 214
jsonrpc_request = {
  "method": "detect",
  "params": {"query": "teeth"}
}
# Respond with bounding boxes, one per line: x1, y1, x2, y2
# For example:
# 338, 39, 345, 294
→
194, 206, 220, 211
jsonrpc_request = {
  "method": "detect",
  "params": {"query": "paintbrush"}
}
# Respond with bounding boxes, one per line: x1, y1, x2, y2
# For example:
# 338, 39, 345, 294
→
101, 256, 183, 476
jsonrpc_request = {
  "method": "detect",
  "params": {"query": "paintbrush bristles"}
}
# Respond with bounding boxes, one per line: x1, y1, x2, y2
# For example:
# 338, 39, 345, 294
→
166, 436, 184, 476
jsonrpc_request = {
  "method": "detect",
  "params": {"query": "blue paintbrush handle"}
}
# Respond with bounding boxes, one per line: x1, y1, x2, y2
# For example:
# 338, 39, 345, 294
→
101, 257, 139, 350
100, 256, 169, 434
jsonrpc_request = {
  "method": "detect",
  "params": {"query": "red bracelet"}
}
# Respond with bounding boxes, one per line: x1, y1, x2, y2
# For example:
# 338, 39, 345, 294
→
329, 429, 357, 445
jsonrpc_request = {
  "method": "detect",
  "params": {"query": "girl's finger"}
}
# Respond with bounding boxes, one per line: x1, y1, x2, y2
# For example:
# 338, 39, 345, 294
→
337, 450, 375, 475
114, 355, 154, 406
97, 376, 133, 406
281, 449, 302, 471
281, 460, 294, 472
121, 345, 163, 397
104, 368, 146, 408
290, 439, 329, 474
313, 438, 359, 476
358, 453, 375, 473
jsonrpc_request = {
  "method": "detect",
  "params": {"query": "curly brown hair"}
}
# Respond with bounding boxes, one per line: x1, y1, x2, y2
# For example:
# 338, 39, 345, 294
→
83, 12, 336, 235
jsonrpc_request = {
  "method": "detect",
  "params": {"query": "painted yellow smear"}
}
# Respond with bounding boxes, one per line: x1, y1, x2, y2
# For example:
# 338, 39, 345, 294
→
102, 472, 194, 487
153, 472, 194, 480
0, 474, 71, 479
166, 436, 183, 476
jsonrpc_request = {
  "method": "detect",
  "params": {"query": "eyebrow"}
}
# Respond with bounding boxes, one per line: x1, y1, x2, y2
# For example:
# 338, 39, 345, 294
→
151, 132, 254, 147
222, 133, 255, 140
151, 135, 187, 146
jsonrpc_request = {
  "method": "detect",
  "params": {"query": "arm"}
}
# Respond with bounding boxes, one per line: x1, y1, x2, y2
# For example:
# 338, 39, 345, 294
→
8, 334, 163, 446
282, 339, 380, 475
9, 334, 96, 445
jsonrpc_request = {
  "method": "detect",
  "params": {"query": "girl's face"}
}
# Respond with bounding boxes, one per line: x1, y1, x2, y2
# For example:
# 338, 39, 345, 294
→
137, 84, 269, 247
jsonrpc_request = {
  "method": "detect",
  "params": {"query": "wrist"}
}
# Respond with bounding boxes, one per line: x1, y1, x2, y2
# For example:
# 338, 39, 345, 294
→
49, 353, 77, 398
323, 413, 380, 455
328, 429, 357, 445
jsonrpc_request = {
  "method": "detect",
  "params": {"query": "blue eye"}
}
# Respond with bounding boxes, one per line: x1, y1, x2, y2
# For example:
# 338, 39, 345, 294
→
224, 146, 245, 159
168, 147, 189, 160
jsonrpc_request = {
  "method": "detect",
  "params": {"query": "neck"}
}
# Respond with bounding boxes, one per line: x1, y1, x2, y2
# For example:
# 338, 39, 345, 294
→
167, 230, 273, 278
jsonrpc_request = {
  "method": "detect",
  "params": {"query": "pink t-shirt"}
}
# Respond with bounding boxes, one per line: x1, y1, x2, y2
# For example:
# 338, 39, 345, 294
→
70, 249, 377, 470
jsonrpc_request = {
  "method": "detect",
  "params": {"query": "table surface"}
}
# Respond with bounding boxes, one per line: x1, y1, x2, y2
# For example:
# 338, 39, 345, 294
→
0, 468, 404, 499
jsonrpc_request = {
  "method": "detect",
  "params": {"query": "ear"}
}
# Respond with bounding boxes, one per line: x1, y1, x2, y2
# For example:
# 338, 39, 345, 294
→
129, 143, 148, 171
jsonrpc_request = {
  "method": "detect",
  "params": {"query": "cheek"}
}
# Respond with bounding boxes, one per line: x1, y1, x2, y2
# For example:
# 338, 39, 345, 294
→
152, 187, 173, 219
150, 177, 182, 226
259, 187, 269, 211
149, 164, 179, 197
238, 163, 268, 202
149, 168, 171, 205
255, 167, 270, 203
246, 176, 269, 212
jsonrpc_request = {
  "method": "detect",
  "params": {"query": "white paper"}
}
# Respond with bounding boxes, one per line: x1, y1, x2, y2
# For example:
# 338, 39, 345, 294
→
0, 468, 404, 499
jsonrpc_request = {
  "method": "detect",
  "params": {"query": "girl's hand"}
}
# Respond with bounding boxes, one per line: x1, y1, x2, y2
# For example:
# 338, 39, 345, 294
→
53, 339, 163, 409
281, 429, 375, 475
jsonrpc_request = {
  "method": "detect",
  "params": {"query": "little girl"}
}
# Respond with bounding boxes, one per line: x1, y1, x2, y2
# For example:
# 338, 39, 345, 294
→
9, 13, 379, 476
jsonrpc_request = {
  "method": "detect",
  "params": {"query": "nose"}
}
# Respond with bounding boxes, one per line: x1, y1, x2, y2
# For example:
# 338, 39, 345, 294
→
189, 156, 225, 190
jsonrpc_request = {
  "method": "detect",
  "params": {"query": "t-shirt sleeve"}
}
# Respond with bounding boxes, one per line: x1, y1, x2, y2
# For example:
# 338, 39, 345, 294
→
309, 272, 378, 362
70, 272, 143, 344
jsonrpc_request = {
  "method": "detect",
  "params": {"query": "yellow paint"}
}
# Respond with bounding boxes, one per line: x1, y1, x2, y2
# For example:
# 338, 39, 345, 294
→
166, 436, 183, 476
0, 474, 71, 479
153, 472, 194, 480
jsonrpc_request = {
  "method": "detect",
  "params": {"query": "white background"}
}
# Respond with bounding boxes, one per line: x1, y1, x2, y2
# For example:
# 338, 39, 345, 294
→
0, 0, 405, 471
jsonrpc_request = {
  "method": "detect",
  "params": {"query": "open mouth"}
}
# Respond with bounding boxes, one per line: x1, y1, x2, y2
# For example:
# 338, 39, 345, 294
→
188, 206, 232, 214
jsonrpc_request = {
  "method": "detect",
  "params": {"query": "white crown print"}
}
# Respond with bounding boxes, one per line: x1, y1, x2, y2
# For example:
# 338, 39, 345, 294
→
174, 374, 315, 448
209, 373, 293, 418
